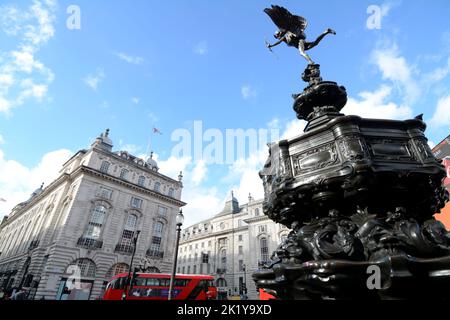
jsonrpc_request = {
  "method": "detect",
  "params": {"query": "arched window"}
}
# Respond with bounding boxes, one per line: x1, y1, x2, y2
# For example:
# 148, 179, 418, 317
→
120, 169, 129, 180
153, 222, 164, 236
147, 266, 160, 273
138, 176, 146, 187
168, 188, 175, 197
216, 278, 227, 287
70, 258, 96, 278
85, 204, 107, 239
100, 161, 110, 174
260, 237, 269, 262
106, 263, 129, 278
154, 182, 161, 192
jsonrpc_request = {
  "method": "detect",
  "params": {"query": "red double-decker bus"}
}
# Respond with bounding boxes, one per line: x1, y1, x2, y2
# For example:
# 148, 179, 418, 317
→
103, 273, 217, 300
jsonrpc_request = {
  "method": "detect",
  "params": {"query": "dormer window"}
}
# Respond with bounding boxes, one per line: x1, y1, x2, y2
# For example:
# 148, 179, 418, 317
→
138, 176, 146, 187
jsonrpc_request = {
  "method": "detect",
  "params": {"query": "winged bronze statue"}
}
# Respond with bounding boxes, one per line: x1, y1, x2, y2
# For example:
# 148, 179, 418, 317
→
264, 5, 336, 64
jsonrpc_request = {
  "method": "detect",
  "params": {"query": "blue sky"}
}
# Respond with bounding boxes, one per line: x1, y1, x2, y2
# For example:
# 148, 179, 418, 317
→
1, 0, 450, 226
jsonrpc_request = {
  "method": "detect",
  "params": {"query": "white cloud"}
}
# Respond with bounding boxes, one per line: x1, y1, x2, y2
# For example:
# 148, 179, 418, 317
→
430, 95, 450, 127
0, 0, 57, 114
281, 119, 306, 140
343, 85, 412, 120
120, 144, 141, 155
115, 52, 144, 65
155, 155, 222, 226
131, 97, 140, 104
371, 43, 420, 105
193, 41, 208, 55
191, 160, 207, 186
0, 134, 4, 145
0, 147, 73, 218
423, 57, 450, 84
241, 85, 257, 100
84, 69, 105, 91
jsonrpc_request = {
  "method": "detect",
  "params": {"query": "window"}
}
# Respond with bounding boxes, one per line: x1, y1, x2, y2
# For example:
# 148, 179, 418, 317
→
219, 238, 227, 246
138, 176, 146, 187
182, 267, 185, 274
238, 235, 243, 242
255, 208, 260, 216
100, 161, 110, 174
150, 236, 162, 252
194, 253, 198, 262
120, 169, 129, 180
119, 215, 138, 246
202, 253, 209, 264
220, 249, 227, 269
187, 266, 190, 274
98, 187, 113, 199
195, 244, 198, 249
239, 260, 244, 272
208, 241, 211, 247
258, 225, 267, 233
153, 222, 164, 236
238, 246, 243, 255
154, 182, 161, 192
168, 188, 175, 197
193, 265, 197, 274
85, 205, 107, 239
107, 263, 129, 278
260, 237, 269, 262
131, 197, 143, 209
158, 206, 167, 217
201, 242, 204, 248
72, 259, 96, 278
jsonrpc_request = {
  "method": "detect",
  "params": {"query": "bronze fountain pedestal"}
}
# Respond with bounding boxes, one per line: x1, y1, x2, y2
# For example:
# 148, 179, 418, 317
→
253, 63, 450, 300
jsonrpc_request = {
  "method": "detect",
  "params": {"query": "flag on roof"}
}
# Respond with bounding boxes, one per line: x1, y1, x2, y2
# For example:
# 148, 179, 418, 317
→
153, 127, 162, 135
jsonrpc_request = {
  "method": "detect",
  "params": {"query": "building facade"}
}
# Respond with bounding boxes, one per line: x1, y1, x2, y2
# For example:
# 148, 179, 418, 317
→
0, 130, 185, 300
178, 192, 290, 300
433, 134, 450, 229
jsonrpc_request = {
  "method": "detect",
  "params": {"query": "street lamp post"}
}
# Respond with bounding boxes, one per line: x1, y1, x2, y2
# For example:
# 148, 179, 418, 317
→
168, 209, 184, 300
122, 230, 141, 300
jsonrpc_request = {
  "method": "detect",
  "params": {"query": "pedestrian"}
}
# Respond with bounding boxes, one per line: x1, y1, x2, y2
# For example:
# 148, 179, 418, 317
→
11, 288, 28, 300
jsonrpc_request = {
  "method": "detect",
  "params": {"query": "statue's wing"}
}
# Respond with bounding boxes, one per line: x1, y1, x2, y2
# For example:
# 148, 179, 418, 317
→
264, 5, 307, 36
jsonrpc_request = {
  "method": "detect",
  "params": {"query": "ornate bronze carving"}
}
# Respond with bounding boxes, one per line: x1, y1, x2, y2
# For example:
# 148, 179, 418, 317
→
254, 5, 450, 300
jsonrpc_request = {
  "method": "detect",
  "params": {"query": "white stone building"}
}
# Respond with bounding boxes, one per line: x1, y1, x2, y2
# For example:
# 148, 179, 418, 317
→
178, 192, 290, 300
0, 130, 185, 300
